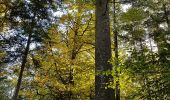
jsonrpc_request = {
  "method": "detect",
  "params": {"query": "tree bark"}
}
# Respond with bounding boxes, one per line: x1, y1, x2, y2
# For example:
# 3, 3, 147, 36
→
95, 0, 115, 100
112, 0, 120, 100
12, 33, 31, 100
115, 30, 120, 100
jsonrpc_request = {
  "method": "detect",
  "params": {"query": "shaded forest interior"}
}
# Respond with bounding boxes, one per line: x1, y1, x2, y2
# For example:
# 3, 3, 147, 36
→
0, 0, 170, 100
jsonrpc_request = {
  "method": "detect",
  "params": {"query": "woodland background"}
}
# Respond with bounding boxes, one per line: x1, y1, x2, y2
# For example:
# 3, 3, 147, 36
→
0, 0, 170, 100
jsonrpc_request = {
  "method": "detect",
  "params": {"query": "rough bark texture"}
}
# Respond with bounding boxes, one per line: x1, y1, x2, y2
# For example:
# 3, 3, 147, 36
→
95, 0, 114, 100
12, 34, 31, 100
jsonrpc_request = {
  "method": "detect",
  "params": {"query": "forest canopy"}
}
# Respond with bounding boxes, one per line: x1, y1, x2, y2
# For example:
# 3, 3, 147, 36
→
0, 0, 170, 100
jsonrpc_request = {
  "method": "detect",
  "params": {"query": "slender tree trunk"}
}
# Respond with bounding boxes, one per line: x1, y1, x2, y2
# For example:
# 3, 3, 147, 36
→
95, 0, 115, 100
112, 0, 120, 100
114, 30, 120, 100
12, 33, 31, 100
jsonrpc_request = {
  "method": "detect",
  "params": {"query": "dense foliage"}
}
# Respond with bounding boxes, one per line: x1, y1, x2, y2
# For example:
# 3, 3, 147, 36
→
0, 0, 169, 99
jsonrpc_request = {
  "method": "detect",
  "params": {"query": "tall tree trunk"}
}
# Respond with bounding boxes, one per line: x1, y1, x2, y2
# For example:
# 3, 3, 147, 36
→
12, 33, 31, 100
113, 0, 120, 100
95, 0, 115, 100
114, 29, 120, 100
